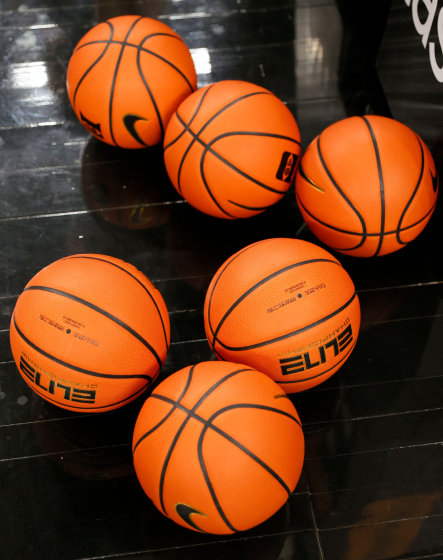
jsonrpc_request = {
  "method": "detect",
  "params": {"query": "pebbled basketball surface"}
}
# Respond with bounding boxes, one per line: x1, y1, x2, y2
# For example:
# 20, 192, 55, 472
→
67, 15, 197, 148
10, 254, 170, 412
204, 239, 361, 392
133, 361, 305, 534
295, 115, 439, 257
164, 80, 301, 219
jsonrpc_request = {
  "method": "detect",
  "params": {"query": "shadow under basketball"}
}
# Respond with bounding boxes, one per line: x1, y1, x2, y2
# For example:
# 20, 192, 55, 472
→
81, 137, 176, 230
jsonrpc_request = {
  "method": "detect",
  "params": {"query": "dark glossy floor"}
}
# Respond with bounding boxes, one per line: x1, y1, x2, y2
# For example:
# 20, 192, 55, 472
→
2, 0, 443, 559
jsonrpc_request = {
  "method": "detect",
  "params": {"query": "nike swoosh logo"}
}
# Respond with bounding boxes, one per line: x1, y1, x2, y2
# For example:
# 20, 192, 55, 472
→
123, 114, 149, 147
431, 168, 439, 193
175, 503, 207, 532
299, 165, 325, 193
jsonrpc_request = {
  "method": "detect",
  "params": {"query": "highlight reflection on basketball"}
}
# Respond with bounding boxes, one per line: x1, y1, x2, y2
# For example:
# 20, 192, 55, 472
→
296, 116, 439, 257
164, 80, 301, 219
204, 238, 360, 392
133, 361, 304, 534
67, 16, 197, 148
10, 255, 170, 412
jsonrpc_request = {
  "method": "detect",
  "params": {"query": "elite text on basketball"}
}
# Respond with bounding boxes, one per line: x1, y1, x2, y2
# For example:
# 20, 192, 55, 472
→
20, 353, 97, 404
278, 320, 354, 376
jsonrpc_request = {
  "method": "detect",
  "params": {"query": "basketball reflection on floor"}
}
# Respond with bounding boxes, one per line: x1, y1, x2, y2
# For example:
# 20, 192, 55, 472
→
31, 395, 136, 480
138, 499, 290, 560
81, 138, 172, 230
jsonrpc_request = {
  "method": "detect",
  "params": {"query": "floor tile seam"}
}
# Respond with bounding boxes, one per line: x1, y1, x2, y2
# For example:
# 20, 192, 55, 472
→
77, 528, 317, 560
305, 440, 443, 461
310, 482, 414, 496
357, 281, 443, 292
0, 199, 186, 222
0, 441, 131, 462
305, 474, 326, 560
0, 159, 152, 177
303, 405, 443, 427
318, 511, 443, 532
361, 312, 443, 326
307, 372, 443, 393
0, 407, 141, 428
0, 403, 144, 430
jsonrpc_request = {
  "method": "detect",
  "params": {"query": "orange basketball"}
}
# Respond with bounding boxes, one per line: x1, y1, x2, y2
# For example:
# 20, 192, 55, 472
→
67, 16, 197, 148
10, 254, 170, 412
204, 239, 360, 393
132, 361, 304, 534
295, 116, 439, 257
163, 80, 301, 219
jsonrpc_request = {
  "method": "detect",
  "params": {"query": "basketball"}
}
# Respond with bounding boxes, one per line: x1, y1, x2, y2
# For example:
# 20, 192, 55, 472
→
132, 361, 304, 534
163, 80, 301, 219
204, 238, 360, 393
67, 16, 197, 148
295, 116, 439, 257
10, 254, 170, 412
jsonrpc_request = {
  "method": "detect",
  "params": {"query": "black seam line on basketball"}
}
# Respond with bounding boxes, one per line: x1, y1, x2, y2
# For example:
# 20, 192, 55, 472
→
297, 191, 437, 238
215, 291, 356, 352
164, 85, 215, 152
199, 150, 236, 217
179, 116, 287, 198
206, 240, 270, 347
132, 365, 195, 454
362, 117, 385, 257
156, 367, 253, 515
210, 130, 301, 147
202, 130, 299, 195
63, 255, 169, 352
23, 286, 163, 368
211, 259, 343, 351
136, 39, 164, 140
153, 394, 294, 499
74, 36, 194, 100
11, 314, 152, 381
175, 91, 270, 196
317, 136, 367, 250
74, 34, 192, 95
152, 396, 291, 534
73, 21, 114, 107
298, 164, 325, 193
228, 200, 279, 211
75, 33, 183, 53
108, 17, 144, 147
208, 403, 301, 428
396, 135, 425, 246
21, 374, 150, 410
138, 43, 194, 93
277, 341, 356, 384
